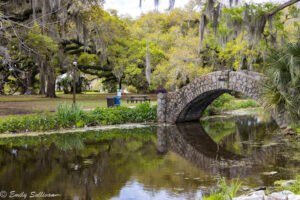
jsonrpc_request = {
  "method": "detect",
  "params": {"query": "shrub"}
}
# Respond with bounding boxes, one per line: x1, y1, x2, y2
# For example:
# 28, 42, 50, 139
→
0, 114, 58, 133
92, 106, 134, 125
204, 93, 261, 116
56, 103, 85, 128
0, 103, 157, 133
134, 103, 157, 122
91, 103, 156, 124
127, 85, 137, 93
211, 93, 235, 108
205, 94, 235, 115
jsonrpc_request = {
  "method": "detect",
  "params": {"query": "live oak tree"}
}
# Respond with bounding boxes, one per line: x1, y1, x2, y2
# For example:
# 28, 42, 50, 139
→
0, 0, 300, 96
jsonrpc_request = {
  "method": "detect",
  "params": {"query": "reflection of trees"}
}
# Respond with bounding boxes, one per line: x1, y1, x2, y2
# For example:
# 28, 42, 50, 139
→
202, 115, 279, 155
202, 119, 236, 143
158, 122, 281, 178
54, 134, 85, 151
0, 123, 284, 199
0, 129, 160, 200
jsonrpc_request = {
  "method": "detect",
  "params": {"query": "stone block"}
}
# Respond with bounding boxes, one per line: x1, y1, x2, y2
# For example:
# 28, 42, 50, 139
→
269, 190, 294, 200
288, 194, 300, 200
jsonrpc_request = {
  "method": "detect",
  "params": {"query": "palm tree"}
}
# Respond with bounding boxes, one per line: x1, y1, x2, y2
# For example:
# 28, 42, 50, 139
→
262, 39, 300, 122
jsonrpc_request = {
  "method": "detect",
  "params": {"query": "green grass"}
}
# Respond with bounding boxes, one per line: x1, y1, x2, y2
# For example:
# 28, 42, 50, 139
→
0, 102, 157, 133
0, 94, 157, 118
275, 176, 300, 194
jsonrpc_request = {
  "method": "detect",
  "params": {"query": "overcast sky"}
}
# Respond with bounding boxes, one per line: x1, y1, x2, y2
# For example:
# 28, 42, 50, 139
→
104, 0, 282, 18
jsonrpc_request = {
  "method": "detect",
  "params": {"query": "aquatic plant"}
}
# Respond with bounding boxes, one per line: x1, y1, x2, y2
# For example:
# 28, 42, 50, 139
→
204, 178, 241, 200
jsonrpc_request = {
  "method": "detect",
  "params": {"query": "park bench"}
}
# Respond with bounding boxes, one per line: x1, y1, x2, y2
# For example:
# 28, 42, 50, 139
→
126, 95, 151, 103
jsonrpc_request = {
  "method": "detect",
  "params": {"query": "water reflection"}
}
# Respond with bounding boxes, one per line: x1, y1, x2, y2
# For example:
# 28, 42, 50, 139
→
0, 115, 298, 200
157, 121, 281, 178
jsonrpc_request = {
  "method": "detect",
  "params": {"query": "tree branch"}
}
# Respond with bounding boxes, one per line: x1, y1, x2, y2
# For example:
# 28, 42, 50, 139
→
259, 0, 300, 36
267, 0, 300, 17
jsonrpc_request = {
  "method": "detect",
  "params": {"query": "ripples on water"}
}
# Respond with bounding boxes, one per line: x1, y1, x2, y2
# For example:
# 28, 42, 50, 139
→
0, 112, 299, 199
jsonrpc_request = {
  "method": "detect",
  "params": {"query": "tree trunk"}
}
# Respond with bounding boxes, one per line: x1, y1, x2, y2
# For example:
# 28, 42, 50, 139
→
0, 74, 5, 95
42, 0, 46, 34
39, 61, 46, 95
46, 65, 56, 98
32, 0, 36, 21
118, 78, 122, 90
24, 71, 35, 95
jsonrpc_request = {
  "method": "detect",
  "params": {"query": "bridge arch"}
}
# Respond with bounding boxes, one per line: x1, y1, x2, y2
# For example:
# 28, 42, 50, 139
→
157, 70, 288, 128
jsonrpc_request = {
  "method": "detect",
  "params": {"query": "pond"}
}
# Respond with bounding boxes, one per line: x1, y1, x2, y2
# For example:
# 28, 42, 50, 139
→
0, 111, 299, 200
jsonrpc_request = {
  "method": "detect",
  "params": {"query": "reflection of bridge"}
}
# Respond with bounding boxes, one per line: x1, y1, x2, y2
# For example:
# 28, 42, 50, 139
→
157, 123, 281, 178
157, 70, 288, 128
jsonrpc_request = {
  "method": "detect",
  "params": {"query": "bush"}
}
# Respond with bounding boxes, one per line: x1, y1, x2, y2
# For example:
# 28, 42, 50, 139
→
84, 90, 99, 93
0, 103, 157, 133
56, 103, 85, 128
204, 94, 235, 115
0, 114, 58, 133
127, 85, 137, 93
91, 103, 156, 125
204, 93, 261, 116
211, 93, 235, 108
134, 103, 157, 122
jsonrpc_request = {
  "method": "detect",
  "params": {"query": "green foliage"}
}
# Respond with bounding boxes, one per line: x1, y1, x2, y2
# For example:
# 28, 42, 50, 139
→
230, 100, 261, 110
0, 114, 58, 133
56, 103, 85, 128
204, 178, 241, 200
90, 102, 156, 125
262, 39, 300, 122
0, 103, 157, 133
276, 176, 300, 194
211, 93, 235, 108
108, 38, 166, 91
25, 22, 58, 58
203, 94, 261, 116
127, 85, 138, 93
290, 124, 300, 134
78, 53, 100, 66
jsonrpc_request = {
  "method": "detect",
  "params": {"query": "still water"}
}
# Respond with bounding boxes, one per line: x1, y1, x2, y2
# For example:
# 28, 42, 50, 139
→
0, 112, 299, 200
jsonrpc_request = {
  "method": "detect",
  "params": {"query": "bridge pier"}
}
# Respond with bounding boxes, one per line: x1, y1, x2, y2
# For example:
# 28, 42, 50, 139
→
157, 93, 168, 123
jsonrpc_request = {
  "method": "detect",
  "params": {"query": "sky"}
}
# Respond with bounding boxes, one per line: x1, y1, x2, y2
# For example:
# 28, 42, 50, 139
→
103, 0, 281, 18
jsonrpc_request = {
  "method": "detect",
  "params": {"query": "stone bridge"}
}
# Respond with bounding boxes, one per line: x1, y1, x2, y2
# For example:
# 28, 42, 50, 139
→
157, 70, 288, 128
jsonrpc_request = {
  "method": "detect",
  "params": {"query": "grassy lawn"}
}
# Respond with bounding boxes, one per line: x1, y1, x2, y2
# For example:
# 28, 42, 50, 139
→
0, 93, 157, 119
